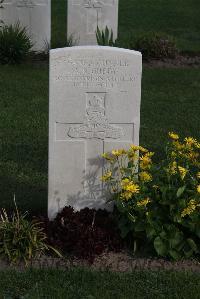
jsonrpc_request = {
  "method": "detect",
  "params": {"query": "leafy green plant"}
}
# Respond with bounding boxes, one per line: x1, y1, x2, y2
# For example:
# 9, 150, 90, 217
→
130, 32, 178, 60
102, 133, 200, 260
0, 198, 62, 266
96, 26, 118, 46
0, 22, 32, 64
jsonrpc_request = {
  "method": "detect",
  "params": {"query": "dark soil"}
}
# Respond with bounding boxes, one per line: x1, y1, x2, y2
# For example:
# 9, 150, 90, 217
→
144, 54, 200, 68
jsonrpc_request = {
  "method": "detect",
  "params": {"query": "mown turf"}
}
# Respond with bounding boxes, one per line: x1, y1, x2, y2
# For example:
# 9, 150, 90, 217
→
118, 0, 200, 53
0, 268, 200, 299
52, 0, 200, 53
0, 66, 199, 214
0, 64, 48, 215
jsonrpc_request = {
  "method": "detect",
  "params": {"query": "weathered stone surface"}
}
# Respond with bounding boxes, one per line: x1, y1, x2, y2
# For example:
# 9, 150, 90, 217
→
67, 0, 118, 45
48, 46, 142, 219
1, 0, 51, 51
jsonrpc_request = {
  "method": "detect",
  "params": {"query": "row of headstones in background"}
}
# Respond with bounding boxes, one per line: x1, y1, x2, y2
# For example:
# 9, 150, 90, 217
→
48, 46, 142, 219
0, 0, 118, 51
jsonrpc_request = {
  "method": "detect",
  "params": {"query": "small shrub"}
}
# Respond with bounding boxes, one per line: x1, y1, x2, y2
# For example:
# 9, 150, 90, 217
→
96, 26, 118, 47
102, 133, 200, 260
0, 199, 61, 266
41, 207, 123, 262
0, 22, 32, 64
130, 32, 178, 60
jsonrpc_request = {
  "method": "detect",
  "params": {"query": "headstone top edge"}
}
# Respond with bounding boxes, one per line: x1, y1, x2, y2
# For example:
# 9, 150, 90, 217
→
50, 46, 142, 57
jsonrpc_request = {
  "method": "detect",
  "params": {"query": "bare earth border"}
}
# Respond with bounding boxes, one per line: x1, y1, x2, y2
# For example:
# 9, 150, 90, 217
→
0, 252, 200, 273
143, 55, 200, 68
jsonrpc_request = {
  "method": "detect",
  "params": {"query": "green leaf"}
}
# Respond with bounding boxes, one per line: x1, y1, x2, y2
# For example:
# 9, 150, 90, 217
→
169, 249, 181, 260
154, 237, 167, 256
146, 226, 156, 239
187, 238, 198, 253
169, 231, 184, 249
176, 186, 186, 198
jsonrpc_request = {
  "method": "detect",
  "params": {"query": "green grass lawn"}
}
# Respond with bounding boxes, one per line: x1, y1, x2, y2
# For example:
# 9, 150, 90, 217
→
0, 268, 200, 298
0, 65, 199, 215
52, 0, 200, 53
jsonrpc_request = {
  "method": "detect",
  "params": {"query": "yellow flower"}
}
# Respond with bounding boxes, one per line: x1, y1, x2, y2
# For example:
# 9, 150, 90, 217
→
184, 137, 197, 146
121, 178, 140, 193
130, 145, 140, 151
197, 185, 200, 193
153, 185, 159, 189
137, 198, 151, 207
102, 152, 109, 159
101, 152, 114, 162
197, 172, 200, 179
112, 149, 126, 157
173, 141, 184, 150
168, 161, 177, 175
140, 155, 152, 170
195, 142, 200, 149
127, 151, 138, 160
187, 152, 199, 160
139, 171, 152, 182
120, 191, 133, 200
169, 132, 179, 140
101, 171, 112, 182
178, 166, 188, 180
181, 199, 200, 218
138, 146, 149, 153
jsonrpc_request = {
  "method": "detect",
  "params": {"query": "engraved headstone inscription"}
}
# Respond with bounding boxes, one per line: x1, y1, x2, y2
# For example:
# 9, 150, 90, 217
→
48, 46, 142, 219
67, 0, 119, 45
1, 0, 50, 51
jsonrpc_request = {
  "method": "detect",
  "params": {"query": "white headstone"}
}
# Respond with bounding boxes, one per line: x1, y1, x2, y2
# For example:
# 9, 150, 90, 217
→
0, 0, 51, 51
48, 46, 142, 219
67, 0, 118, 45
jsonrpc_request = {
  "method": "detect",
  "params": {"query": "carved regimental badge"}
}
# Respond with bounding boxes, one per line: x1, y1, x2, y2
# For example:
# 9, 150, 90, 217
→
68, 93, 124, 140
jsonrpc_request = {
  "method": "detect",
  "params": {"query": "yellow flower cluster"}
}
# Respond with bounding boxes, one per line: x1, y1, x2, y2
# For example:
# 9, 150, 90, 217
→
139, 152, 154, 170
121, 178, 140, 200
137, 197, 151, 207
130, 145, 148, 153
184, 137, 200, 148
169, 132, 179, 140
168, 161, 177, 175
101, 149, 127, 161
181, 199, 200, 218
178, 166, 188, 180
101, 171, 112, 182
111, 149, 126, 157
169, 133, 200, 168
139, 171, 152, 182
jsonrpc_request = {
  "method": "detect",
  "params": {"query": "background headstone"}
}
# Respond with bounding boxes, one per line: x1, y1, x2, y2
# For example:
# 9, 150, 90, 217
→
1, 0, 51, 51
67, 0, 119, 45
48, 46, 142, 219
